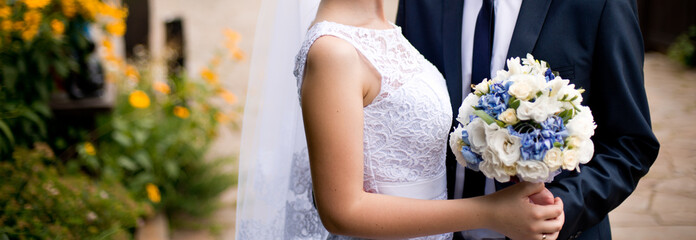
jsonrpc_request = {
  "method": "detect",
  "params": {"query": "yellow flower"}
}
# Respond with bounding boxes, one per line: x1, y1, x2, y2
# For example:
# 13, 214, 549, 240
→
1, 20, 12, 31
61, 0, 77, 18
24, 0, 51, 9
50, 19, 65, 36
13, 21, 24, 31
146, 183, 161, 203
153, 81, 171, 94
173, 106, 190, 119
200, 67, 218, 84
219, 89, 237, 104
210, 55, 221, 67
23, 10, 42, 25
102, 39, 113, 52
77, 0, 99, 20
128, 90, 150, 109
224, 29, 246, 61
21, 28, 38, 41
98, 3, 128, 20
224, 29, 241, 44
83, 142, 96, 156
105, 20, 126, 36
231, 48, 245, 61
0, 7, 11, 19
125, 64, 140, 82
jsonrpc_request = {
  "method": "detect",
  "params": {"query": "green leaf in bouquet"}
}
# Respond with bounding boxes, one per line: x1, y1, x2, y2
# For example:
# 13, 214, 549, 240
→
552, 71, 560, 78
117, 156, 138, 171
133, 150, 152, 171
473, 110, 496, 125
495, 120, 506, 128
558, 109, 574, 124
112, 131, 132, 147
509, 99, 521, 110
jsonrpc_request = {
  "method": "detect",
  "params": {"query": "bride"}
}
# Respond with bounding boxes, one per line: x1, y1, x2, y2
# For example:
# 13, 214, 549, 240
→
236, 0, 564, 239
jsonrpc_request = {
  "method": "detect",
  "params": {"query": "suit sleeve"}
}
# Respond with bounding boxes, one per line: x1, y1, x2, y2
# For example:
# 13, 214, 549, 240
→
547, 0, 660, 239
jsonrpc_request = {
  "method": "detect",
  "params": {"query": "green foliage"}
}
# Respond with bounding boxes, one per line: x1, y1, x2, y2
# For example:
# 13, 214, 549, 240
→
80, 58, 241, 220
0, 146, 152, 240
668, 26, 696, 68
0, 0, 126, 157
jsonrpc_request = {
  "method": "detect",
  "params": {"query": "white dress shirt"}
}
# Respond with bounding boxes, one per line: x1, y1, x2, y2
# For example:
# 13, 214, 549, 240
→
457, 0, 523, 239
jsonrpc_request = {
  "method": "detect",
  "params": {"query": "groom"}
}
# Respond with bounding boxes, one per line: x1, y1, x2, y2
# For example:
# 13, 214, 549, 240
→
397, 0, 660, 239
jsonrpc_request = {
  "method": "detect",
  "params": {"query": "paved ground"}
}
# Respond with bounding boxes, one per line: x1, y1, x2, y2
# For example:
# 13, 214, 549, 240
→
608, 53, 696, 239
135, 1, 696, 238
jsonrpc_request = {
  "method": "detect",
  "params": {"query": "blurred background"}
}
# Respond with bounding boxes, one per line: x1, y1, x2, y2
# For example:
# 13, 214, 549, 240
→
0, 0, 693, 239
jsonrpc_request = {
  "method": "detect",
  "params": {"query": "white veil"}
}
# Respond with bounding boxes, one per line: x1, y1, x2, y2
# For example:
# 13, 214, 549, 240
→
235, 0, 328, 238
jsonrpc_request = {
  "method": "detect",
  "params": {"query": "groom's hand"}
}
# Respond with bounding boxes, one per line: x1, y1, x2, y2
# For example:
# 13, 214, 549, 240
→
528, 186, 554, 205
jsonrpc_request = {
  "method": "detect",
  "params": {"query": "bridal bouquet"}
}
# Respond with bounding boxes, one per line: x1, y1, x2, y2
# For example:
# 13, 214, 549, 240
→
449, 54, 596, 183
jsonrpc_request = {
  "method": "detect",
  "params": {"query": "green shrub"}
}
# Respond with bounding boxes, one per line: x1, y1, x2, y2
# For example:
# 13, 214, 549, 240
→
79, 44, 242, 221
0, 146, 152, 240
668, 26, 696, 68
0, 0, 128, 157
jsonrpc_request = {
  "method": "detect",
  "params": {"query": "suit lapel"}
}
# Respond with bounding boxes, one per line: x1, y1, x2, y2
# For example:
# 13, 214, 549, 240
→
506, 0, 553, 60
442, 0, 465, 112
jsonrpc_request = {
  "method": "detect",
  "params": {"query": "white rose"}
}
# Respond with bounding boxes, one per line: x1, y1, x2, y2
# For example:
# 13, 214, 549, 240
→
508, 80, 535, 101
449, 126, 467, 163
516, 160, 550, 183
498, 108, 520, 125
561, 149, 580, 171
457, 93, 480, 125
570, 136, 595, 164
491, 70, 510, 83
522, 54, 547, 75
547, 77, 570, 98
474, 79, 490, 95
566, 106, 596, 139
508, 74, 545, 101
466, 118, 488, 153
516, 96, 562, 123
485, 127, 521, 166
507, 57, 525, 75
543, 147, 563, 171
480, 148, 511, 182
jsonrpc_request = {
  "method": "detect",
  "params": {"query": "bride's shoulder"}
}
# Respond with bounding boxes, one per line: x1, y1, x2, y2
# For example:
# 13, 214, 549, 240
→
305, 36, 360, 75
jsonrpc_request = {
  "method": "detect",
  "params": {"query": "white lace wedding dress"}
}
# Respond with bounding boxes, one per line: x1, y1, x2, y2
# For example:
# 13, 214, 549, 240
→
285, 21, 454, 240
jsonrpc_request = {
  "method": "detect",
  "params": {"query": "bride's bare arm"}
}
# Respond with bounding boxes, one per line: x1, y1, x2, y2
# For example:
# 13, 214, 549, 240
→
300, 36, 564, 239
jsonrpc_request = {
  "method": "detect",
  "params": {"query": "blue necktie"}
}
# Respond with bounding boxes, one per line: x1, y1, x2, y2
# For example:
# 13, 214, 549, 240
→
463, 0, 495, 198
471, 0, 495, 85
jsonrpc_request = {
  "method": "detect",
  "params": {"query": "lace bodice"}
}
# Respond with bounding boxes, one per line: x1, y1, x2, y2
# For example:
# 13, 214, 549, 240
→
289, 21, 453, 240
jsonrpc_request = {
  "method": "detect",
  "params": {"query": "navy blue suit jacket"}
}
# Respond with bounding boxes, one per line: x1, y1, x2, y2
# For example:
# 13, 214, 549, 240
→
396, 0, 660, 239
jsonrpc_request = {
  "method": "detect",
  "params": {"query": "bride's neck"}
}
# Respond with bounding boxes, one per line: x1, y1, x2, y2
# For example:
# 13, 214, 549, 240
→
315, 0, 388, 29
